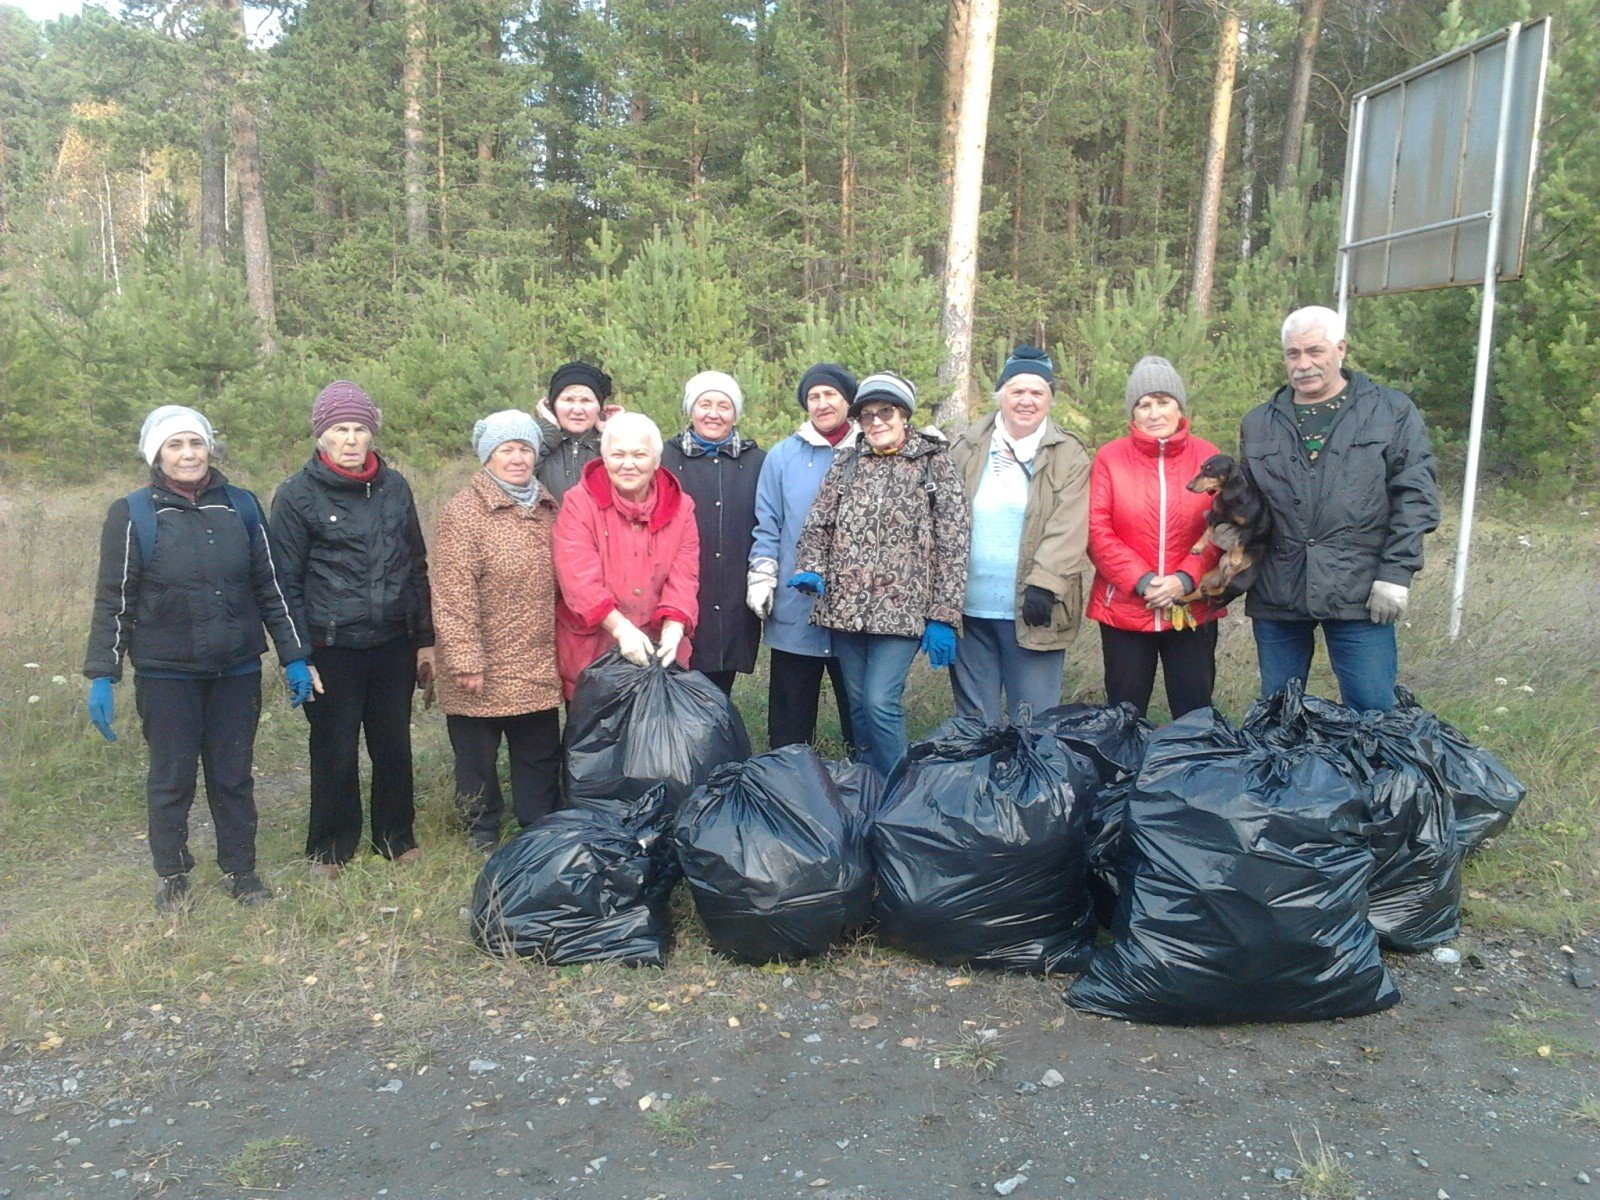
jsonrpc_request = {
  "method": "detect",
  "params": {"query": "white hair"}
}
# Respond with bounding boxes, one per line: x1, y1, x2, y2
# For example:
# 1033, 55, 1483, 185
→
600, 411, 663, 457
1281, 305, 1346, 347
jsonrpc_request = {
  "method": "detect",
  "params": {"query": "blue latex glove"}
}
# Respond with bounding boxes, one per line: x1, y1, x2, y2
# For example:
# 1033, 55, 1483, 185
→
787, 571, 826, 597
88, 677, 117, 741
919, 620, 958, 669
285, 659, 315, 707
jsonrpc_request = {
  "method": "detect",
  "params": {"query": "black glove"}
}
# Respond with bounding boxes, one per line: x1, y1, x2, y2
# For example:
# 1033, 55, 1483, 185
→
1021, 585, 1056, 628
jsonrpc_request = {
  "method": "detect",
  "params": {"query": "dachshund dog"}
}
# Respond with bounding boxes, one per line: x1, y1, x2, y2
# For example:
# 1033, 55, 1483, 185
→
1179, 454, 1273, 602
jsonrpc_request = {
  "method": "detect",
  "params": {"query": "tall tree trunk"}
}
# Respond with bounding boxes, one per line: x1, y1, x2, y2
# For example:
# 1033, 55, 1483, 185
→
1116, 0, 1149, 240
477, 14, 499, 171
836, 0, 855, 274
199, 52, 227, 254
938, 0, 971, 187
1152, 0, 1178, 239
1276, 0, 1327, 195
936, 0, 999, 426
1238, 19, 1257, 257
800, 105, 816, 298
1189, 3, 1239, 317
216, 0, 276, 350
403, 0, 428, 247
435, 51, 449, 249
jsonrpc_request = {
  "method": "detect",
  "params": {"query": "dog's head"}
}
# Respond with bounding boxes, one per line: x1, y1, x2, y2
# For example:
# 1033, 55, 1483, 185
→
1186, 453, 1237, 495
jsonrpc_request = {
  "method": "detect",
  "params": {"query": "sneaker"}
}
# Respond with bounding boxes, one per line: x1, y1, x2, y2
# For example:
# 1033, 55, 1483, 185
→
225, 871, 273, 906
154, 873, 191, 913
308, 861, 342, 881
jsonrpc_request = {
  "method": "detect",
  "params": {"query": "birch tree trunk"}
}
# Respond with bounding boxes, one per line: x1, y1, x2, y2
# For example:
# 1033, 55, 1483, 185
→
936, 0, 999, 426
403, 0, 428, 247
1276, 0, 1327, 195
1189, 3, 1239, 317
217, 0, 276, 350
938, 0, 971, 187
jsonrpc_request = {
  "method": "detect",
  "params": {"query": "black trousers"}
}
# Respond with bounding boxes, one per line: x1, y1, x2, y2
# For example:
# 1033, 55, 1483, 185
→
446, 708, 562, 836
767, 647, 857, 751
304, 637, 416, 864
701, 669, 739, 696
1099, 621, 1219, 719
135, 672, 261, 878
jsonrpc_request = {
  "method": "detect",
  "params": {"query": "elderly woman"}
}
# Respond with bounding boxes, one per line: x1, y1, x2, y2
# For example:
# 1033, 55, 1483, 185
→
659, 370, 766, 695
270, 382, 434, 877
792, 373, 970, 778
84, 405, 312, 911
432, 411, 563, 854
949, 345, 1091, 725
748, 363, 859, 750
1087, 357, 1225, 718
552, 412, 700, 697
535, 361, 617, 503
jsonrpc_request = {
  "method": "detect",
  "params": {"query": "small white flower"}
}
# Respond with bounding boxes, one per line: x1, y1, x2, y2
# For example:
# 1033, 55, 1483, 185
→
51, 675, 67, 685
1516, 535, 1532, 547
23, 662, 39, 669
27, 695, 41, 704
1494, 677, 1508, 686
1494, 706, 1509, 715
1518, 684, 1534, 693
1477, 724, 1492, 733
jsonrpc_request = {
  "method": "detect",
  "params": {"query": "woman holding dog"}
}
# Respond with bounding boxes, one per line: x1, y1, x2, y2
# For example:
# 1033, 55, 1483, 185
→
1086, 357, 1224, 719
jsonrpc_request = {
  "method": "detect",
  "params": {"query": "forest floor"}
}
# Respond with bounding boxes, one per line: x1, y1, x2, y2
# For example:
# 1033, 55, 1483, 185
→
2, 483, 1596, 1200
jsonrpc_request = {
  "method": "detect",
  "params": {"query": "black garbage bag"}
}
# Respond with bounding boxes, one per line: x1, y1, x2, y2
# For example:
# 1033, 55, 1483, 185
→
1068, 709, 1399, 1024
1033, 702, 1152, 790
471, 786, 677, 967
563, 651, 751, 813
870, 716, 1096, 974
1244, 681, 1464, 953
823, 759, 884, 829
1084, 775, 1135, 931
1393, 686, 1526, 853
674, 746, 872, 964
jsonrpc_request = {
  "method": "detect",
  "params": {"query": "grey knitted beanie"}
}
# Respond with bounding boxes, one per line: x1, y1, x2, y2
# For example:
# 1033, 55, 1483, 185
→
1124, 356, 1188, 416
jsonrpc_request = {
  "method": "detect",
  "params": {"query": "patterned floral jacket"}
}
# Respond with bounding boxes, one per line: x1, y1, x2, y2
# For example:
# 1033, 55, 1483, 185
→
795, 430, 970, 638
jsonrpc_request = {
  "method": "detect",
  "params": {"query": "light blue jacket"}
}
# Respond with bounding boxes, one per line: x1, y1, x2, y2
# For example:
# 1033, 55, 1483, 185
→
750, 422, 860, 657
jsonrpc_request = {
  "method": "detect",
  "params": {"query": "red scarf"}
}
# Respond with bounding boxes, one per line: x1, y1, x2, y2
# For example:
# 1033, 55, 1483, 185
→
815, 420, 851, 447
160, 471, 213, 504
612, 479, 658, 525
319, 449, 380, 482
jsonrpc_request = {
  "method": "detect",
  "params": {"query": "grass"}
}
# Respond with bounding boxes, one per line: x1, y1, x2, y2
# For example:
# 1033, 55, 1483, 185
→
222, 1136, 303, 1188
642, 1093, 716, 1145
938, 1028, 1005, 1079
1569, 1095, 1600, 1129
1286, 1128, 1360, 1199
1, 479, 1596, 1057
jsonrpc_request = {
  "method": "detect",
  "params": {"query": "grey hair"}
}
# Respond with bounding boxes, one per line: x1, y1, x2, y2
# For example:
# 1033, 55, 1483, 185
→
1281, 305, 1346, 347
599, 411, 663, 458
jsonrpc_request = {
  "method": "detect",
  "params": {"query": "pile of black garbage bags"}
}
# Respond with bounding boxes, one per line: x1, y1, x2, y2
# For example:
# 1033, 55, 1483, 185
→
470, 652, 1526, 1026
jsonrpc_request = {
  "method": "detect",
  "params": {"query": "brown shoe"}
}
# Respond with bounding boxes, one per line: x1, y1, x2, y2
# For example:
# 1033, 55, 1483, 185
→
309, 861, 342, 881
394, 848, 422, 864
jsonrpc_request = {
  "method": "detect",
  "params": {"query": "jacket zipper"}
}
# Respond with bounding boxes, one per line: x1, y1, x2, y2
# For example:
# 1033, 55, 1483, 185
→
1154, 439, 1168, 633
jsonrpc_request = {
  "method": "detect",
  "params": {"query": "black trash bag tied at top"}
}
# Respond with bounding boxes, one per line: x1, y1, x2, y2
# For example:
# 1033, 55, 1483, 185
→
1032, 702, 1153, 792
1068, 707, 1400, 1024
563, 651, 752, 814
1244, 681, 1464, 953
674, 745, 873, 965
1392, 685, 1526, 854
470, 786, 678, 968
870, 716, 1097, 975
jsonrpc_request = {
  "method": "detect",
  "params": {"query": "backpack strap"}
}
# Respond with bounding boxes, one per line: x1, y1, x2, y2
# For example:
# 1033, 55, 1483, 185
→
126, 487, 158, 564
223, 484, 264, 543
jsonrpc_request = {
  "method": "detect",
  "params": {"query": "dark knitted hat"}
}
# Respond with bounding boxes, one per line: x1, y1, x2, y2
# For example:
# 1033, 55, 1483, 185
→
547, 361, 613, 403
311, 381, 380, 438
997, 344, 1054, 389
796, 363, 858, 411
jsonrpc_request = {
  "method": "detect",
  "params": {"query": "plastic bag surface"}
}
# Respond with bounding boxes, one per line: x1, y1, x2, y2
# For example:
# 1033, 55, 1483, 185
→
871, 716, 1096, 974
1068, 709, 1399, 1024
471, 788, 677, 967
1393, 686, 1526, 853
1032, 702, 1152, 790
674, 746, 872, 964
563, 651, 751, 813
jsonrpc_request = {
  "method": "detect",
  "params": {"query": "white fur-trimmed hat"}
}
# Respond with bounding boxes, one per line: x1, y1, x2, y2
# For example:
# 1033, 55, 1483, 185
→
139, 405, 215, 465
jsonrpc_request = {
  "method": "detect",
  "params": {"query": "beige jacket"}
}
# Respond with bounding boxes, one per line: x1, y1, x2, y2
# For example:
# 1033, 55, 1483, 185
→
431, 471, 562, 717
950, 412, 1091, 651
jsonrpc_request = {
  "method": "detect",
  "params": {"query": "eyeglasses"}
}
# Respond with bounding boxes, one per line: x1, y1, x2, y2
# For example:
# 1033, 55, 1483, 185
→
857, 406, 901, 427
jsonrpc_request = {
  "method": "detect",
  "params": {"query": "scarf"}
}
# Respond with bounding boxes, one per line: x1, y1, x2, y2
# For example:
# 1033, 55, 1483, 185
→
867, 431, 910, 457
612, 479, 658, 525
485, 469, 541, 509
319, 449, 380, 483
690, 429, 736, 456
812, 420, 851, 447
159, 470, 213, 505
990, 423, 1045, 478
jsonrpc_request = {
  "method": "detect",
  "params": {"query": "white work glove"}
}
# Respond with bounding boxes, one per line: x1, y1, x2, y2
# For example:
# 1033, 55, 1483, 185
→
746, 558, 778, 618
655, 621, 685, 666
1366, 580, 1409, 624
612, 619, 655, 666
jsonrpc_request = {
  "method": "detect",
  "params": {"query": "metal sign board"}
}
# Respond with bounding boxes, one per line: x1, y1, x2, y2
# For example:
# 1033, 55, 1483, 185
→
1340, 17, 1550, 297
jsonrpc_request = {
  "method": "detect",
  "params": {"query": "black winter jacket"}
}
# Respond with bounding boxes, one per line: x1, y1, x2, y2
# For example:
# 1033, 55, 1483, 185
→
660, 431, 766, 675
535, 417, 602, 504
269, 454, 434, 650
83, 472, 308, 681
1240, 370, 1439, 622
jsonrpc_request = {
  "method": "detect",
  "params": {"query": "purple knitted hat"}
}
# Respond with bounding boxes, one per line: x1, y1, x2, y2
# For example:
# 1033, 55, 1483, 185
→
311, 381, 381, 438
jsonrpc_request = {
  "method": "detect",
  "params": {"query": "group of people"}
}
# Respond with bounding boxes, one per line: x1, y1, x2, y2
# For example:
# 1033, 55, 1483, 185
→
84, 303, 1439, 911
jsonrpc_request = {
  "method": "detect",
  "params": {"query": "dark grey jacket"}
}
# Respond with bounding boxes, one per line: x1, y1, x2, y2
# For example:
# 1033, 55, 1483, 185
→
84, 472, 307, 681
660, 431, 766, 675
269, 454, 434, 650
1240, 370, 1439, 622
535, 416, 602, 504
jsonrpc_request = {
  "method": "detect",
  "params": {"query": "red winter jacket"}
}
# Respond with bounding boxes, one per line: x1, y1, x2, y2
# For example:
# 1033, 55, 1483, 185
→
1086, 420, 1225, 633
552, 458, 700, 698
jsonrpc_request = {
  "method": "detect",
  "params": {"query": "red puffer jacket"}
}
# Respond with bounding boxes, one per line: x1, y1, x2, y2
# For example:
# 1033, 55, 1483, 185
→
1086, 420, 1225, 633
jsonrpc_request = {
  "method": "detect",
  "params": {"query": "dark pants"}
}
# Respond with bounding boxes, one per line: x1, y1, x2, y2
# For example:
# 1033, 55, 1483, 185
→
1253, 616, 1398, 713
135, 672, 261, 878
1099, 622, 1219, 719
701, 669, 739, 696
304, 638, 417, 864
447, 709, 562, 837
767, 647, 856, 751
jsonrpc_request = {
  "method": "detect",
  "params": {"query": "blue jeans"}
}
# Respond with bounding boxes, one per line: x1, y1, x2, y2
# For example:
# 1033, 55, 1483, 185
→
1252, 616, 1398, 713
832, 632, 921, 778
951, 616, 1064, 726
